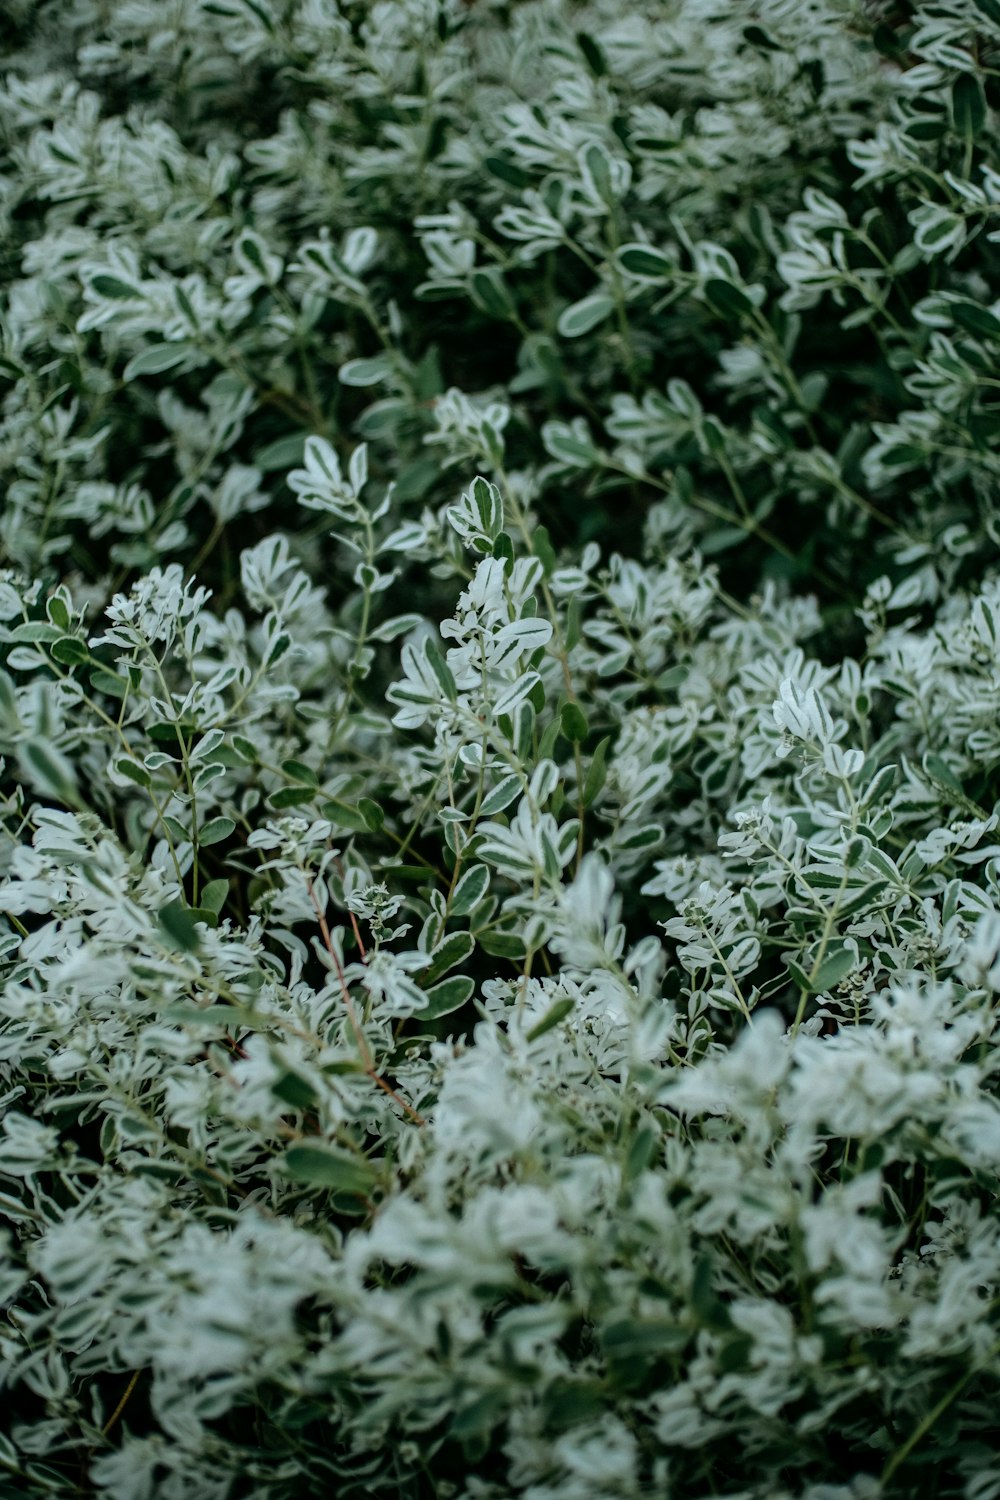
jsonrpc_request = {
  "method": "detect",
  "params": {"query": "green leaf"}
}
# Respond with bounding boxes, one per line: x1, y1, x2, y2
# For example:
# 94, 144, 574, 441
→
484, 155, 533, 189
113, 756, 151, 789
272, 1071, 318, 1110
18, 741, 81, 807
359, 798, 384, 831
45, 595, 70, 630
701, 416, 729, 458
537, 718, 561, 766
952, 73, 987, 139
541, 420, 600, 468
392, 457, 438, 502
811, 945, 856, 993
601, 1317, 688, 1366
576, 30, 607, 76
876, 442, 925, 472
789, 942, 855, 994
526, 995, 575, 1041
582, 736, 610, 807
184, 906, 219, 928
421, 974, 475, 1019
622, 1124, 658, 1184
266, 631, 291, 666
255, 432, 306, 472
478, 929, 526, 960
951, 300, 1000, 341
339, 354, 395, 387
921, 754, 989, 817
425, 639, 457, 702
418, 931, 475, 988
838, 881, 889, 919
269, 786, 316, 810
560, 702, 588, 743
322, 798, 369, 831
922, 753, 965, 799
198, 816, 235, 846
123, 342, 196, 380
566, 596, 583, 651
580, 141, 615, 203
281, 759, 318, 786
861, 765, 898, 809
691, 1254, 732, 1331
617, 823, 661, 853
616, 244, 674, 281
89, 669, 128, 697
281, 1143, 377, 1197
12, 621, 61, 643
201, 878, 229, 914
742, 23, 781, 49
89, 274, 141, 300
451, 864, 490, 916
710, 521, 759, 564
50, 637, 89, 666
238, 232, 269, 272
492, 532, 515, 570
557, 292, 615, 338
533, 524, 557, 577
798, 371, 828, 412
656, 665, 687, 693
480, 773, 523, 817
148, 720, 199, 744
470, 268, 516, 320
703, 279, 753, 321
449, 1390, 511, 1443
471, 475, 504, 538
231, 735, 259, 763
158, 901, 202, 953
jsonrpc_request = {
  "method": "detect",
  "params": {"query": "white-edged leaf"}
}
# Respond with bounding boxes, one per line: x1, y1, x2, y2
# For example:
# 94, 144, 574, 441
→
479, 773, 523, 817
198, 816, 235, 846
557, 291, 614, 338
124, 342, 199, 381
339, 354, 395, 387
451, 864, 490, 916
616, 243, 674, 281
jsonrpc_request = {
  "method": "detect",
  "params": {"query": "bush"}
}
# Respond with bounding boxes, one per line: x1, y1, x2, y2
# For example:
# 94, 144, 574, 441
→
3, 1, 1000, 1496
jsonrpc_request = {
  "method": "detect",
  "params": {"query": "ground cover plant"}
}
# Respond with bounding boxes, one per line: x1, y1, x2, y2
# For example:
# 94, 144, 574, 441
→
3, 0, 1000, 1495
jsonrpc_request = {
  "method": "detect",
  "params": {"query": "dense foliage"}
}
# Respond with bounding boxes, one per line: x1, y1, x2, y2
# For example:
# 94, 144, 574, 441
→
3, 0, 1000, 1495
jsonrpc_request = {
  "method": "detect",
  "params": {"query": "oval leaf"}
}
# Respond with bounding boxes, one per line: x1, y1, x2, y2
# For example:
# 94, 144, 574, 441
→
418, 930, 476, 988
557, 292, 615, 338
339, 354, 395, 387
421, 975, 475, 1019
199, 816, 235, 846
617, 244, 674, 281
124, 342, 196, 381
158, 901, 202, 953
281, 1143, 378, 1197
451, 864, 490, 917
703, 279, 753, 321
526, 995, 575, 1041
479, 773, 523, 817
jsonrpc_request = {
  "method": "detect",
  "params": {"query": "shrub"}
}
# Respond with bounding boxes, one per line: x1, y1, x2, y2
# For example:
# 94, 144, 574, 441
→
3, 1, 1000, 1496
